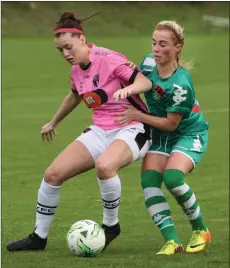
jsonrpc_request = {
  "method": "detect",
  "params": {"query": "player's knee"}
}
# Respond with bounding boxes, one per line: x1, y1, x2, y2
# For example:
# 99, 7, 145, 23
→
163, 169, 184, 190
95, 159, 114, 179
44, 166, 64, 186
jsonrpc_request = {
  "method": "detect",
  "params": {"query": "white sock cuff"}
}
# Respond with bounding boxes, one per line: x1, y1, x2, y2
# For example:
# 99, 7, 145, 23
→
40, 179, 62, 194
97, 175, 119, 185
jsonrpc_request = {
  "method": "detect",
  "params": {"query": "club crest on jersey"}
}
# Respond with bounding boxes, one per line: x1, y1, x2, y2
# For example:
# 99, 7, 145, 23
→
155, 85, 165, 97
153, 85, 165, 100
93, 74, 100, 87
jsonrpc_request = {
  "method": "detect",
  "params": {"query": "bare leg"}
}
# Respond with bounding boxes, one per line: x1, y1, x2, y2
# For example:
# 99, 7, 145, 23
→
35, 140, 95, 238
44, 140, 95, 186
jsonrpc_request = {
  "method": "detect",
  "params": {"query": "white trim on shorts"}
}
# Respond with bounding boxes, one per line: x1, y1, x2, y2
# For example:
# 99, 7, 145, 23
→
164, 136, 169, 153
171, 150, 196, 167
147, 151, 170, 156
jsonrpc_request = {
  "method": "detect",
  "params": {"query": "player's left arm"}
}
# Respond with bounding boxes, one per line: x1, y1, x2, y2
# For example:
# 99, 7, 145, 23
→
116, 84, 193, 131
127, 112, 183, 132
113, 71, 152, 100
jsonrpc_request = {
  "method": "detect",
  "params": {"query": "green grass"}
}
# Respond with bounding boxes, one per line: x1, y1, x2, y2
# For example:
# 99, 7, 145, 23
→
2, 34, 229, 268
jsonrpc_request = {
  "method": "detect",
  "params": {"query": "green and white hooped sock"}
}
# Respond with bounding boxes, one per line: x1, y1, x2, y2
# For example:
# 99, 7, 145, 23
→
164, 169, 208, 231
141, 170, 182, 244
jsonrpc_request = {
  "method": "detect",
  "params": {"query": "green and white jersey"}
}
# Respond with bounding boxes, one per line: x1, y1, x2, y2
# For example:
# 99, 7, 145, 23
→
139, 54, 209, 136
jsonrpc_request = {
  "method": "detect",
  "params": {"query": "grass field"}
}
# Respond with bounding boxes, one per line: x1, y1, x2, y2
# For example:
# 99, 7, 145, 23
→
2, 34, 229, 268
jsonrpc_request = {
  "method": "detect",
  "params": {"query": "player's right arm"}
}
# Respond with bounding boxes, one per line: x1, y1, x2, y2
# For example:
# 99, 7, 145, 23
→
50, 91, 81, 127
41, 91, 81, 142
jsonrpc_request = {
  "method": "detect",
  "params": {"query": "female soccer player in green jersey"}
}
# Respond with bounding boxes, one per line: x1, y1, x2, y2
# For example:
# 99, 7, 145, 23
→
113, 20, 211, 255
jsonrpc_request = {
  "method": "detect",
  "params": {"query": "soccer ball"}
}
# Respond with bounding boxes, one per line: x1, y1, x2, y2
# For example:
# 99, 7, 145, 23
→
67, 219, 106, 257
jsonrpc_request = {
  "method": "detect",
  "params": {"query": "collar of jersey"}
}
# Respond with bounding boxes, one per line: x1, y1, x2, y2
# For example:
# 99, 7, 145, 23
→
154, 66, 179, 81
79, 43, 95, 71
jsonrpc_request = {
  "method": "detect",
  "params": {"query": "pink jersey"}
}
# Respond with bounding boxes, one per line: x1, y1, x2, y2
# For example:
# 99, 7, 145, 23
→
71, 44, 148, 130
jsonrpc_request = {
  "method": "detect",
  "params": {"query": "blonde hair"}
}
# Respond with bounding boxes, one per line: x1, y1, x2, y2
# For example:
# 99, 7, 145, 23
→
155, 20, 194, 70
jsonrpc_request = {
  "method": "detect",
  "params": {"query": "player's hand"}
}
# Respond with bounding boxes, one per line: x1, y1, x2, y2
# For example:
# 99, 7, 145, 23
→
115, 105, 140, 126
126, 60, 137, 70
113, 88, 132, 101
41, 121, 57, 142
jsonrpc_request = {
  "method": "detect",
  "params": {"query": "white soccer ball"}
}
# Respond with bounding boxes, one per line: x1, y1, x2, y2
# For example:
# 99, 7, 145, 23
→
67, 219, 106, 257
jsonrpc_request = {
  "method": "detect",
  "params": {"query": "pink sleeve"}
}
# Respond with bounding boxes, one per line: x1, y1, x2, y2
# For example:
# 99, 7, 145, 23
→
114, 64, 139, 83
107, 53, 139, 83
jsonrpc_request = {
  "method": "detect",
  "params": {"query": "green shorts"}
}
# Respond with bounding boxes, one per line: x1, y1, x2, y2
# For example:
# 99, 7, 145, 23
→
149, 129, 208, 166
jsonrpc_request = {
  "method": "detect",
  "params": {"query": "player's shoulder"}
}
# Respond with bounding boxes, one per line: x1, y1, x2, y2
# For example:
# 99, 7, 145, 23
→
178, 66, 191, 77
93, 45, 126, 64
140, 53, 156, 73
141, 53, 156, 67
174, 67, 193, 88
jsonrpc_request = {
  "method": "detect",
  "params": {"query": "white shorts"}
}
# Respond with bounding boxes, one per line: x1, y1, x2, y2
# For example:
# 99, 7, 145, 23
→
76, 123, 152, 162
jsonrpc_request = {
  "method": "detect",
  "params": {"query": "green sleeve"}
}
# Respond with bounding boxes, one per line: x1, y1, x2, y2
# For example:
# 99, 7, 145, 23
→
166, 84, 194, 116
138, 59, 144, 71
137, 54, 155, 77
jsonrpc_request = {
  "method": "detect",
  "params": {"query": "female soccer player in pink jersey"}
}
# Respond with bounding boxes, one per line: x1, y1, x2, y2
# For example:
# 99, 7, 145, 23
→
7, 11, 152, 252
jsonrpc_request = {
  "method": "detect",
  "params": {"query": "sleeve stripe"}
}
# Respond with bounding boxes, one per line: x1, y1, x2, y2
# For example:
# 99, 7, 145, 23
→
143, 57, 156, 67
129, 68, 139, 83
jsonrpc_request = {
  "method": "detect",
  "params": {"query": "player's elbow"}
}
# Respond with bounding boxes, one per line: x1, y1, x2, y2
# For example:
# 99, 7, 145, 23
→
161, 118, 179, 131
165, 121, 179, 132
165, 113, 183, 131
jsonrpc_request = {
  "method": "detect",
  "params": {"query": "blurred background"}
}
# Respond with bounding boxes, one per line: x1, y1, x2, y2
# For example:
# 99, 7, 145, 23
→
1, 1, 230, 37
2, 2, 229, 268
